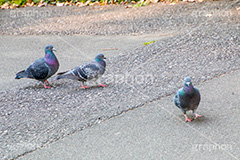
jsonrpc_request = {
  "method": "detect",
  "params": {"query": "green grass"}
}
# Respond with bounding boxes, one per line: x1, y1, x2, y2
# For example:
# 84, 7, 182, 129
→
0, 0, 5, 5
0, 0, 184, 7
14, 0, 26, 5
32, 0, 40, 3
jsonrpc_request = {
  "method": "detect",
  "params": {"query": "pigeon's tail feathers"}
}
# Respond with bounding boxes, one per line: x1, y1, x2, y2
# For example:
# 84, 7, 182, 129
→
56, 71, 69, 80
56, 73, 76, 80
56, 75, 64, 80
56, 70, 85, 81
57, 71, 68, 76
15, 70, 27, 79
171, 97, 174, 102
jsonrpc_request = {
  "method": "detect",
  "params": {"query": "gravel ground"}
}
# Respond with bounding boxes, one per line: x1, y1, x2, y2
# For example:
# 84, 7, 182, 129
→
0, 0, 240, 159
0, 0, 239, 35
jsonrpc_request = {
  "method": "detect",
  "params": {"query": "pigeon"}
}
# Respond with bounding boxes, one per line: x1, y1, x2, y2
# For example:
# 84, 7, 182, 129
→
15, 45, 59, 89
56, 53, 106, 89
173, 77, 201, 122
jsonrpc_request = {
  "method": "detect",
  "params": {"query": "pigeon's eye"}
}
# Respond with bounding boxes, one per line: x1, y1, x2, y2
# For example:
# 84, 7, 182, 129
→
48, 47, 51, 50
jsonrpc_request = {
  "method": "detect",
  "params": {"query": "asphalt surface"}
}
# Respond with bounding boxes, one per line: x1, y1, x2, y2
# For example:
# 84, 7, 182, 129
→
20, 69, 240, 160
0, 33, 174, 90
0, 0, 240, 159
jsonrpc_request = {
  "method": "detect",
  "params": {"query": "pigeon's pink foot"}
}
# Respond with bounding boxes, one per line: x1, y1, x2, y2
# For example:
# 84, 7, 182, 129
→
98, 84, 107, 87
44, 83, 51, 88
45, 80, 50, 85
194, 114, 202, 120
80, 85, 89, 89
184, 115, 192, 122
43, 80, 51, 88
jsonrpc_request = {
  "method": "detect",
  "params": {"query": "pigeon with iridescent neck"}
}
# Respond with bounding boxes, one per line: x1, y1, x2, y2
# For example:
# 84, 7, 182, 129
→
56, 54, 106, 89
15, 45, 59, 88
173, 77, 201, 122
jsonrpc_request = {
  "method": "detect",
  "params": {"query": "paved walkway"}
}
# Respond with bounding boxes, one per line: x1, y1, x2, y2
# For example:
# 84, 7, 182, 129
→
1, 1, 239, 159
20, 70, 240, 160
0, 33, 174, 91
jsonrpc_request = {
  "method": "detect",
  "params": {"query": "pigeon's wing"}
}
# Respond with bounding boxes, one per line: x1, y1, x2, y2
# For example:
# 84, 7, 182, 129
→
81, 62, 102, 80
56, 62, 100, 81
56, 61, 102, 81
174, 88, 188, 113
26, 58, 49, 80
194, 87, 201, 99
192, 87, 201, 108
56, 66, 83, 81
174, 89, 181, 108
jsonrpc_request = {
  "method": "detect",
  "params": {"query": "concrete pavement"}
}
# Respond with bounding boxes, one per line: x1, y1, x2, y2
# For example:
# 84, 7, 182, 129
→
20, 69, 240, 160
0, 32, 176, 91
1, 1, 239, 159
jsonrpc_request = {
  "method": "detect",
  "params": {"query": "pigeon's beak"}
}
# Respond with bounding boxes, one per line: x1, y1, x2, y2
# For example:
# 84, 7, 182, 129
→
52, 48, 56, 52
186, 82, 190, 86
103, 57, 106, 59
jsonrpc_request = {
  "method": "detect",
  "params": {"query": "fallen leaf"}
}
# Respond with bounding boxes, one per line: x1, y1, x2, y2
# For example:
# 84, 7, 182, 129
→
89, 1, 100, 6
56, 2, 64, 6
1, 3, 10, 9
9, 5, 15, 9
26, 2, 34, 6
76, 2, 86, 7
38, 2, 47, 7
150, 0, 159, 3
64, 2, 72, 6
143, 40, 155, 45
125, 5, 133, 8
170, 2, 176, 5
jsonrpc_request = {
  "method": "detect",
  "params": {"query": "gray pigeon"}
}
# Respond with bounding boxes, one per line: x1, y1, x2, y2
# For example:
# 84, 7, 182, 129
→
56, 53, 106, 88
173, 77, 201, 122
15, 45, 59, 88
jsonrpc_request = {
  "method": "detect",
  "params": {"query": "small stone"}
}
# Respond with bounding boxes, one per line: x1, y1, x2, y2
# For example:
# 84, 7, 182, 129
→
206, 13, 213, 17
2, 130, 8, 136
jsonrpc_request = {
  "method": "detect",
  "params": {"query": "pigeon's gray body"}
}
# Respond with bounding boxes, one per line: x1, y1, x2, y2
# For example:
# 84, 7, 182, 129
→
16, 57, 58, 82
174, 87, 200, 114
173, 77, 201, 121
56, 54, 106, 85
57, 61, 105, 82
15, 45, 59, 88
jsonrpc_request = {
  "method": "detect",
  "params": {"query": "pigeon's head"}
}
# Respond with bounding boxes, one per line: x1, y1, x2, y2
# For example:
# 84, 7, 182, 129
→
95, 54, 106, 61
184, 77, 192, 87
45, 45, 56, 53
